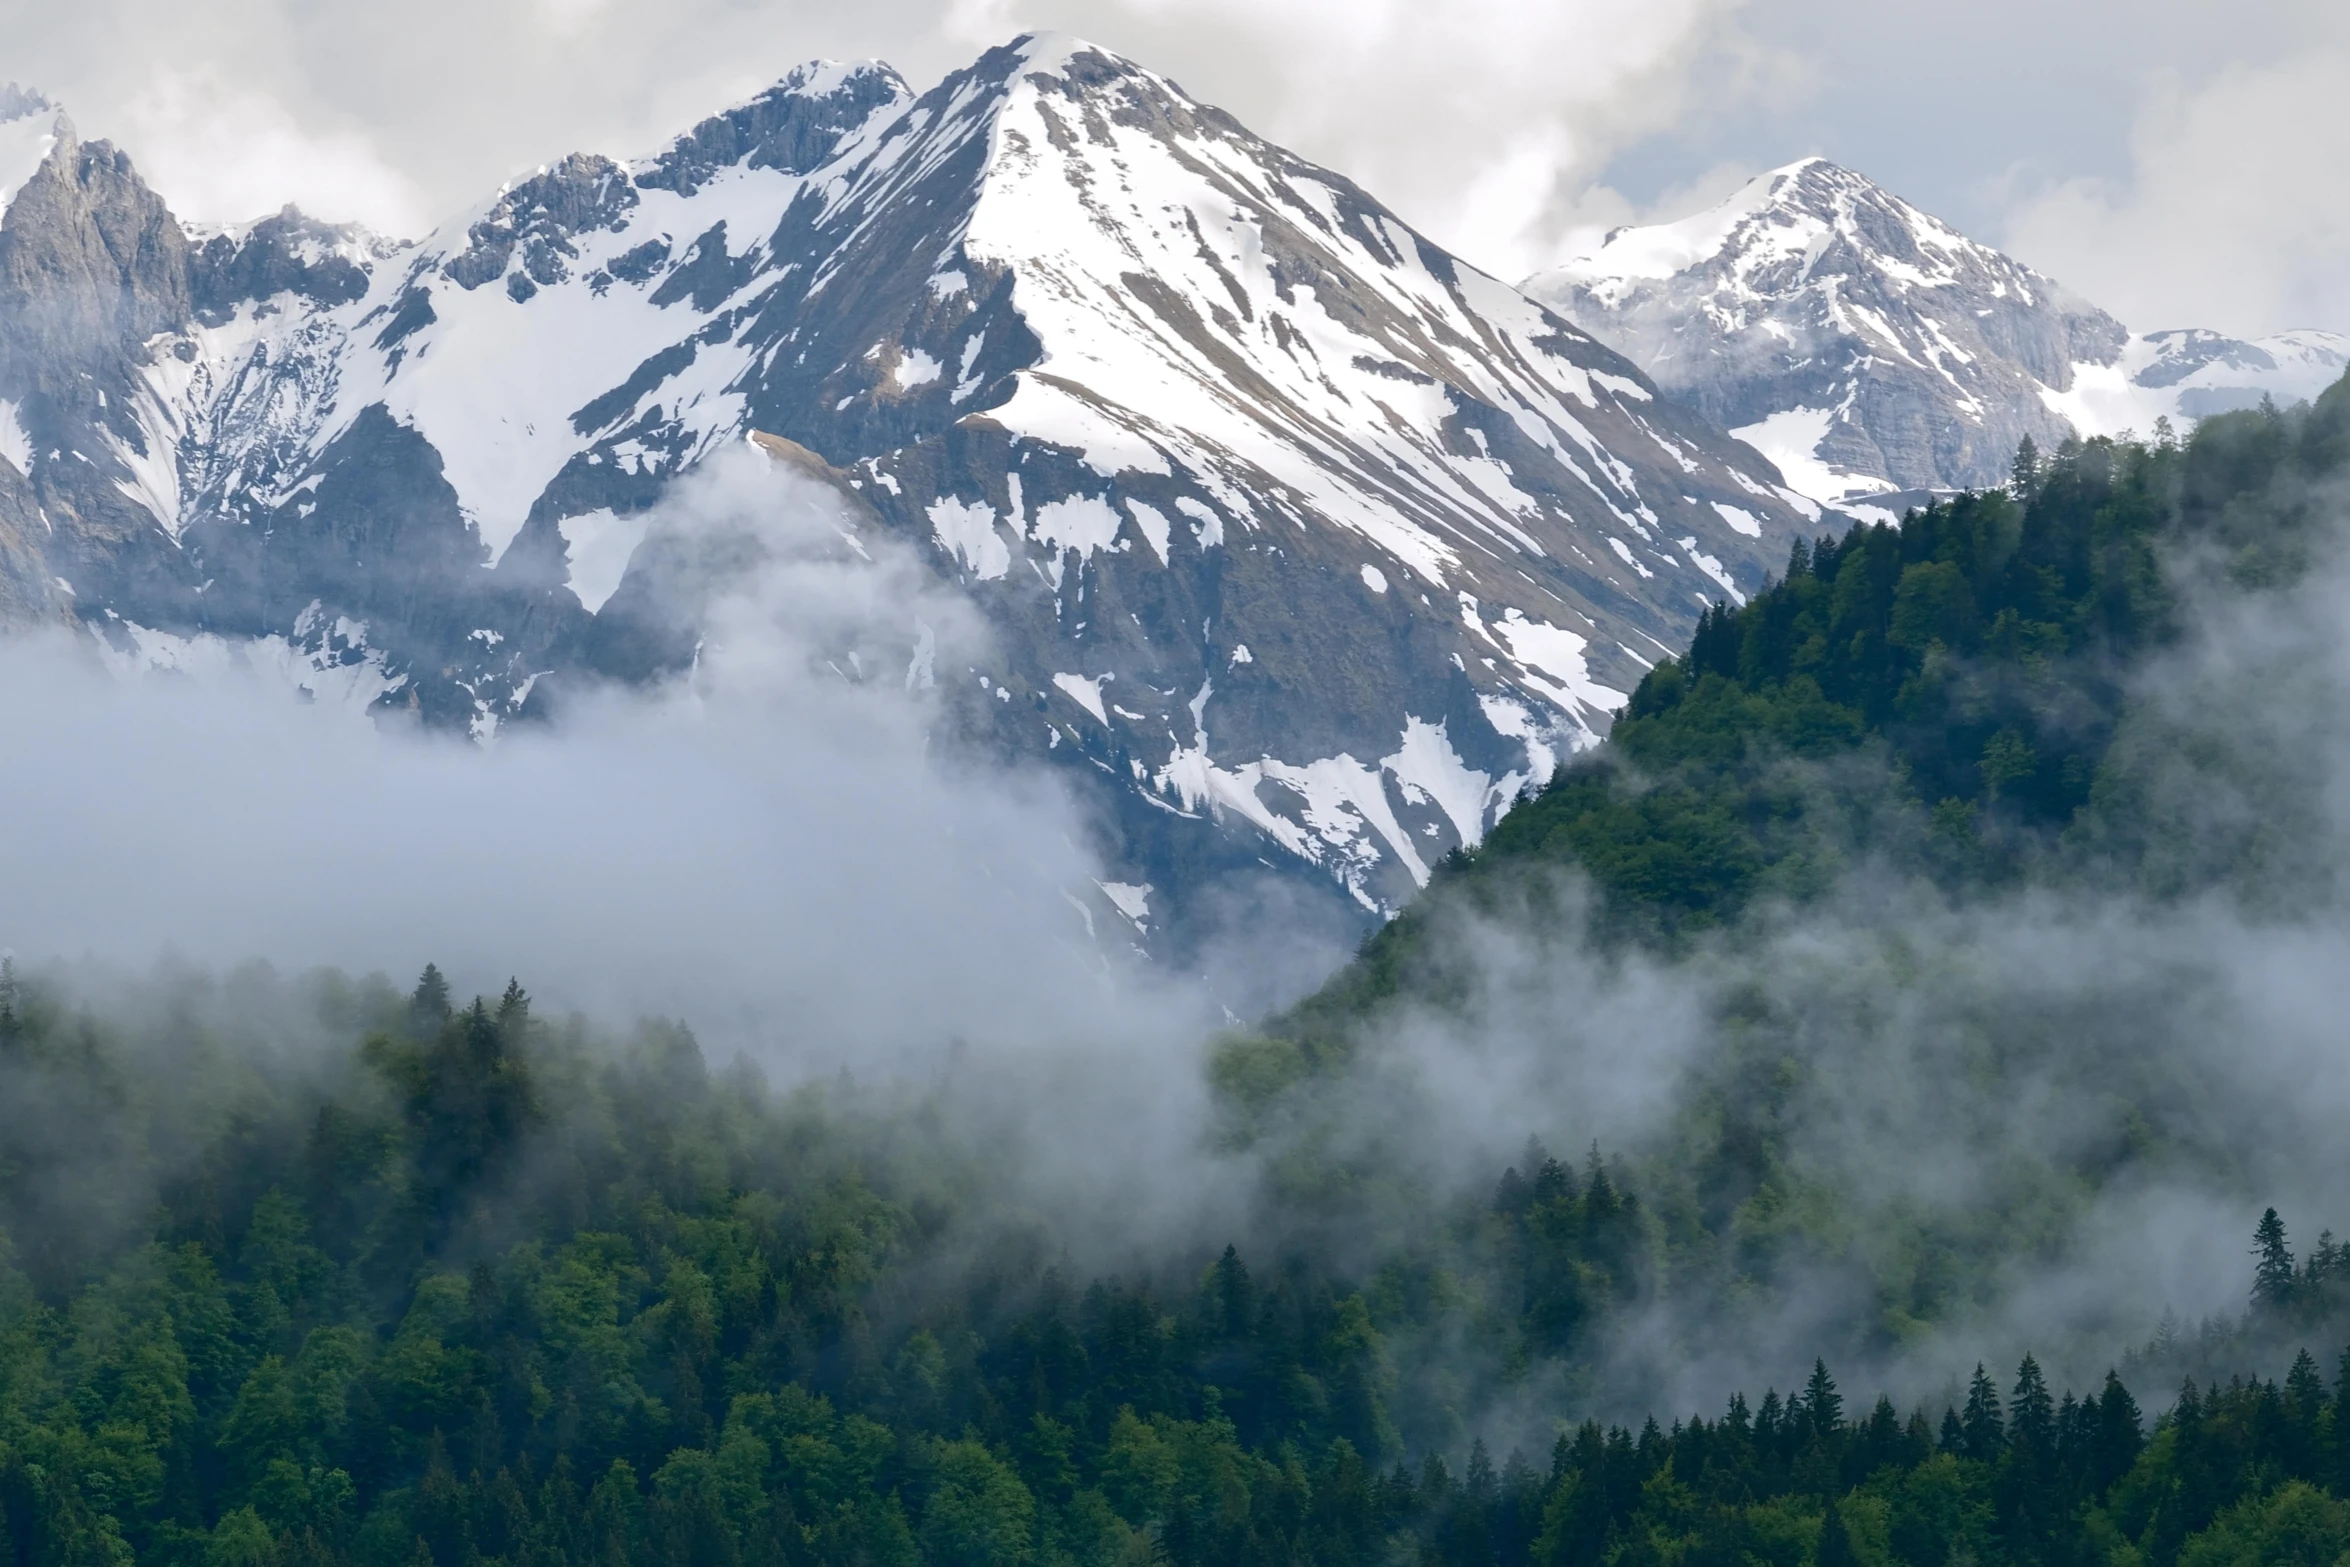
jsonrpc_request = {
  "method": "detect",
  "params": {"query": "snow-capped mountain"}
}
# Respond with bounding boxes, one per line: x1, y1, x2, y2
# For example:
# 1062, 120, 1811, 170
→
1525, 158, 2348, 505
0, 40, 1817, 944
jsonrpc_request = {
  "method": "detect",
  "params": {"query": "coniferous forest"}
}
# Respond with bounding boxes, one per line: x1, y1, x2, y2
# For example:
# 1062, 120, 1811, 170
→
5, 375, 2350, 1566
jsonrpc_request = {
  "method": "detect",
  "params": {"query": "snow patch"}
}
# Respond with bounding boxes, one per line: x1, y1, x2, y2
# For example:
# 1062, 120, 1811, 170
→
893, 347, 942, 389
1096, 880, 1152, 930
1382, 716, 1491, 849
928, 495, 1011, 580
1029, 493, 1125, 561
1488, 607, 1625, 724
1708, 500, 1763, 538
1360, 563, 1389, 594
1051, 670, 1110, 723
0, 399, 29, 475
1125, 499, 1172, 565
558, 508, 654, 613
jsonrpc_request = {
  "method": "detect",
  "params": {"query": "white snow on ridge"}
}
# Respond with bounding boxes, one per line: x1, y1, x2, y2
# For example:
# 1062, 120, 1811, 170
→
2043, 328, 2350, 442
88, 38, 1794, 917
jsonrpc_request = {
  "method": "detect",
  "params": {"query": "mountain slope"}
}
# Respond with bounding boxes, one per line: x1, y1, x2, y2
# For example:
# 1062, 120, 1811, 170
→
1282, 375, 2350, 1041
0, 42, 1819, 937
1526, 159, 2348, 503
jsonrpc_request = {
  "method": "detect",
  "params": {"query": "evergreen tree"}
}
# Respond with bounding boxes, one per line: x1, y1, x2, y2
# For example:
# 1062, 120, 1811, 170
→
2010, 434, 2041, 499
497, 978, 530, 1033
1801, 1360, 1844, 1443
2093, 1371, 2143, 1494
1962, 1365, 2005, 1462
2255, 1208, 2299, 1313
411, 962, 452, 1031
2009, 1356, 2054, 1456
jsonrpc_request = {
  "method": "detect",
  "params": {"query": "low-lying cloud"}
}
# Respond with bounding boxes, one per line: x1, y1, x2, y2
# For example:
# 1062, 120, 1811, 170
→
0, 447, 1206, 1069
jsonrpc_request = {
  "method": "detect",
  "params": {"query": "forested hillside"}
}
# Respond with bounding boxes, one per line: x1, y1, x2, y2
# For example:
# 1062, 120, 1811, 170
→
6, 962, 2350, 1566
1290, 381, 2350, 1036
6, 375, 2350, 1565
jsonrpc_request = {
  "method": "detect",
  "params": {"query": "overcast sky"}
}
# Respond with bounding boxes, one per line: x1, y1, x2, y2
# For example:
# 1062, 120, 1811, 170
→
1, 0, 2343, 337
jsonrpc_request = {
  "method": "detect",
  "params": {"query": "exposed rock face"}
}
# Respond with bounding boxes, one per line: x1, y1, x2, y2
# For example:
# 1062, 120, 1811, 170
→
1527, 160, 2350, 507
0, 42, 1821, 948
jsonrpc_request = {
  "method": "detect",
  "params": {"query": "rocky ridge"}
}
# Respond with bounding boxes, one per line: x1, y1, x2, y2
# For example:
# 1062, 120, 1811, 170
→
0, 42, 1819, 945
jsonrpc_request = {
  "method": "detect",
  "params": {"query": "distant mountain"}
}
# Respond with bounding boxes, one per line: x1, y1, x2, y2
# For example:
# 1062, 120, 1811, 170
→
1524, 158, 2348, 506
0, 42, 1818, 944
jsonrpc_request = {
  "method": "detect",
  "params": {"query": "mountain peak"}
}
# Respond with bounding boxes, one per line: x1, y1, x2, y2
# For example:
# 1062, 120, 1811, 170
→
633, 57, 909, 198
1548, 156, 2014, 303
5, 33, 1814, 937
1524, 159, 2126, 496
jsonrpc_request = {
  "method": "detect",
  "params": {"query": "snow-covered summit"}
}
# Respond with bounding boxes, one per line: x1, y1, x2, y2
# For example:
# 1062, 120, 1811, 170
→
1527, 160, 2347, 502
1527, 159, 2123, 500
0, 35, 1815, 940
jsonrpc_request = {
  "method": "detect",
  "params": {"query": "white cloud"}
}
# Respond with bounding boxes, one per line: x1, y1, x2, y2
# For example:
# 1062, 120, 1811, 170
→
117, 69, 428, 233
8, 0, 1747, 273
2002, 48, 2350, 338
3, 0, 2344, 334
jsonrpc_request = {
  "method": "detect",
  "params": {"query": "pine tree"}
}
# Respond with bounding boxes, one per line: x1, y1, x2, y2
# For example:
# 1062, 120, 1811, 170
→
1961, 1364, 2005, 1461
2093, 1371, 2142, 1494
412, 963, 453, 1031
0, 954, 17, 1051
2009, 1355, 2054, 1456
2285, 1349, 2326, 1481
496, 978, 530, 1034
1801, 1360, 1844, 1441
2011, 435, 2042, 500
2253, 1208, 2298, 1313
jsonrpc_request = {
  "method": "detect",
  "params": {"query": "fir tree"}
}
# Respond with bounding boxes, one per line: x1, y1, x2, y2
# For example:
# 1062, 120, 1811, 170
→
2010, 434, 2042, 499
2093, 1371, 2143, 1493
1962, 1364, 2005, 1461
2009, 1355, 2054, 1456
411, 962, 452, 1031
1801, 1359, 1844, 1441
2254, 1208, 2298, 1313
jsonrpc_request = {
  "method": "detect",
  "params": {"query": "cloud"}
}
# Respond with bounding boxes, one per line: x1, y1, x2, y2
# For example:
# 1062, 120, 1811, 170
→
3, 0, 1747, 276
6, 0, 2348, 331
957, 0, 1759, 282
2001, 45, 2350, 338
0, 448, 1217, 1070
115, 69, 429, 234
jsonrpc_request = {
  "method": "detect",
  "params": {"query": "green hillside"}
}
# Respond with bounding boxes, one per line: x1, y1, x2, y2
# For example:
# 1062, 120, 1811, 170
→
4, 378, 2350, 1565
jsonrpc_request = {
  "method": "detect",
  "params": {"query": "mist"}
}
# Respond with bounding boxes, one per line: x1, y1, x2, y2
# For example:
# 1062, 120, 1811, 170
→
9, 449, 1190, 1054
1236, 443, 2350, 1433
10, 420, 2350, 1470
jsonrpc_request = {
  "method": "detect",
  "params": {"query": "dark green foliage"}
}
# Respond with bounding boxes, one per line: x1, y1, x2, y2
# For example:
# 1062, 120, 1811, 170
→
1288, 377, 2350, 1036
4, 967, 2350, 1563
